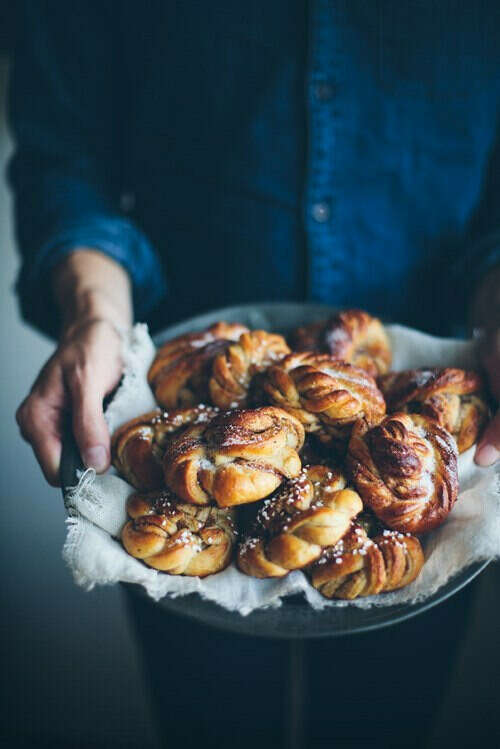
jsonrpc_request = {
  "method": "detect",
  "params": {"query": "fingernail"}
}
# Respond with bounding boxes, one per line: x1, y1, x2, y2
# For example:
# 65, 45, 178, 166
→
475, 444, 499, 467
83, 445, 108, 472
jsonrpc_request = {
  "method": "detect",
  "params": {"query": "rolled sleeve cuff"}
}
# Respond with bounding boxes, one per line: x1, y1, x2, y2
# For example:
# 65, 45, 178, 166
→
16, 214, 167, 338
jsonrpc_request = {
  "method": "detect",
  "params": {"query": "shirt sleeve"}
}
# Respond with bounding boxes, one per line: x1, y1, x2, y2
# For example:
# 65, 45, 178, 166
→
7, 0, 167, 338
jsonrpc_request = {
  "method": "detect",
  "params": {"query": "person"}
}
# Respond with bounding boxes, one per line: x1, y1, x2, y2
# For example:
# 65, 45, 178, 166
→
8, 2, 500, 747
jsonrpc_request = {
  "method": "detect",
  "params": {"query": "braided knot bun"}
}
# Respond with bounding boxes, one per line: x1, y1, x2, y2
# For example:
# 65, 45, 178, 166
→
111, 406, 219, 490
164, 406, 305, 507
291, 309, 391, 376
373, 530, 425, 591
209, 330, 290, 409
261, 353, 386, 448
148, 322, 248, 408
310, 524, 424, 599
122, 490, 236, 576
378, 368, 489, 453
237, 465, 363, 578
347, 413, 458, 533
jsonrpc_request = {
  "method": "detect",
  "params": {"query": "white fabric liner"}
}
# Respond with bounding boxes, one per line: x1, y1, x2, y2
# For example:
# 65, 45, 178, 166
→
63, 323, 500, 616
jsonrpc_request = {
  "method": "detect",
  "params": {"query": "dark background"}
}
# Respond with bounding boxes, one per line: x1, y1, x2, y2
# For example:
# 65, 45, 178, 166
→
0, 3, 499, 747
0, 2, 14, 54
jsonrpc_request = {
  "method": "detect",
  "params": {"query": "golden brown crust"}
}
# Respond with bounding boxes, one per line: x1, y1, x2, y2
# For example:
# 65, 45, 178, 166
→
260, 352, 386, 449
291, 309, 392, 376
237, 465, 363, 578
346, 413, 459, 534
309, 524, 424, 599
378, 368, 489, 453
163, 406, 305, 507
209, 330, 290, 409
148, 322, 248, 408
373, 531, 425, 591
122, 490, 236, 576
111, 406, 220, 490
310, 524, 386, 598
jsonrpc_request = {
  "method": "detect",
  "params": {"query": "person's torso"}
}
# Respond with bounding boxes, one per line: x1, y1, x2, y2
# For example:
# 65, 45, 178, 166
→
115, 1, 500, 333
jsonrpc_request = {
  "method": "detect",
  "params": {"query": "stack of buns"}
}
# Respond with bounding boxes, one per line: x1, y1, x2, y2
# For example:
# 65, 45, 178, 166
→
111, 309, 490, 599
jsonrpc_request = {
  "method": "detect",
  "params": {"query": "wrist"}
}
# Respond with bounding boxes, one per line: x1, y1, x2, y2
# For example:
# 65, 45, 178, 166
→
52, 249, 133, 334
60, 290, 129, 339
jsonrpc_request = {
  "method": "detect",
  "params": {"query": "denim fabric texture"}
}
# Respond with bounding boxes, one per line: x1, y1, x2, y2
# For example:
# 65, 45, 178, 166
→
7, 1, 500, 337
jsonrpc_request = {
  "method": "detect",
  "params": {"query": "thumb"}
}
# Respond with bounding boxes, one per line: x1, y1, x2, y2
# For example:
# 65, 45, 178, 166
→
67, 366, 111, 473
474, 409, 500, 467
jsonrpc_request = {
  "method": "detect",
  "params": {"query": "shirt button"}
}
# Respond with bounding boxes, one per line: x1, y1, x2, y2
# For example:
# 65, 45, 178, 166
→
313, 81, 334, 102
312, 201, 331, 223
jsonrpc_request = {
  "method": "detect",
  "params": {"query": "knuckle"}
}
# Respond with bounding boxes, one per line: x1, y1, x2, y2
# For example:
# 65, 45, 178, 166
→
16, 395, 53, 441
15, 399, 28, 426
18, 420, 34, 443
16, 397, 37, 435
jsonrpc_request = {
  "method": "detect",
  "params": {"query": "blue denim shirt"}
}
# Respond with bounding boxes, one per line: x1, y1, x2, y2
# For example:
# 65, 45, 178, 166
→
7, 1, 500, 337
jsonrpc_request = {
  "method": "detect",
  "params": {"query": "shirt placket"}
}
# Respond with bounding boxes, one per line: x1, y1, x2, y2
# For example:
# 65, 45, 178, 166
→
304, 0, 340, 302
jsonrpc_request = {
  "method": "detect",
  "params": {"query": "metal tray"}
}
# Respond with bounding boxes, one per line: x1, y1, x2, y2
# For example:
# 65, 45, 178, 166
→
60, 302, 490, 639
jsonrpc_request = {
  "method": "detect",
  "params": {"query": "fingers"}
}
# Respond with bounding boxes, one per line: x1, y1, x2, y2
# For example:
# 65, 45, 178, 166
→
66, 362, 111, 473
475, 327, 500, 467
474, 410, 500, 467
16, 372, 66, 486
16, 319, 124, 486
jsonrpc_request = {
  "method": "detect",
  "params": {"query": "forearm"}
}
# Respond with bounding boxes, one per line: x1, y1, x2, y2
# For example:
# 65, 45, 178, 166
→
52, 249, 133, 335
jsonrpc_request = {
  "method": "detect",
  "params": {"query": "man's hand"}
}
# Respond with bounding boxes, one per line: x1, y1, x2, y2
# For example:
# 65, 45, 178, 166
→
474, 328, 500, 466
16, 250, 132, 485
472, 265, 500, 467
17, 318, 124, 484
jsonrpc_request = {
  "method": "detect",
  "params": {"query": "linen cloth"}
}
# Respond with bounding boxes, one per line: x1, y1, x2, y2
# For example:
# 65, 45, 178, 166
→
63, 323, 500, 616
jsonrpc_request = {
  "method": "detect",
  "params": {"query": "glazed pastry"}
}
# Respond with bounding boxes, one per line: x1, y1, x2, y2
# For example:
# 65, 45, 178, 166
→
309, 523, 424, 599
122, 490, 236, 576
346, 412, 458, 534
111, 406, 219, 490
148, 322, 248, 408
378, 367, 489, 453
237, 465, 363, 578
260, 353, 386, 449
209, 330, 290, 409
164, 406, 305, 507
374, 530, 425, 591
291, 309, 391, 376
